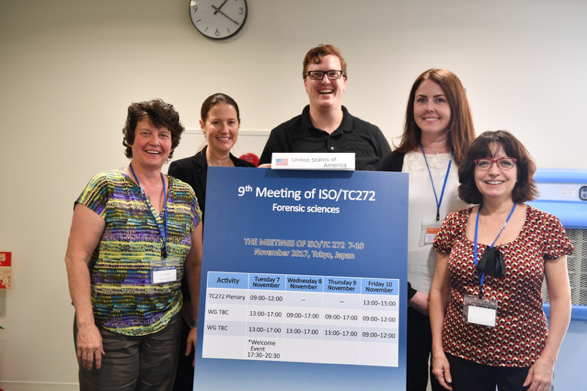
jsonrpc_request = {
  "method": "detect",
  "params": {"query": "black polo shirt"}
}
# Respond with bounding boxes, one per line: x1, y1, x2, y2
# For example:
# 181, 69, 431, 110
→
260, 105, 391, 171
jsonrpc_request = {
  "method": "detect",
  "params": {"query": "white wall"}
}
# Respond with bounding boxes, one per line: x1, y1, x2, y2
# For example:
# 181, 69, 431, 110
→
0, 0, 586, 389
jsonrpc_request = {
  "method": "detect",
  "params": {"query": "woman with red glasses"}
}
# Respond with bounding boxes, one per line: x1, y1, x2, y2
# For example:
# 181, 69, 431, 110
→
430, 130, 573, 391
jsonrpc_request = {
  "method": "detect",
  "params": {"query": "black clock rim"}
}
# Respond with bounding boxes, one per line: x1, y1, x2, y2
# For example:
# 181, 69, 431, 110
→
189, 0, 248, 41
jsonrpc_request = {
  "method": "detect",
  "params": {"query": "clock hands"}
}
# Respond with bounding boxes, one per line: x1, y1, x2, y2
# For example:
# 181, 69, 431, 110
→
190, 0, 247, 39
212, 0, 228, 15
211, 5, 239, 25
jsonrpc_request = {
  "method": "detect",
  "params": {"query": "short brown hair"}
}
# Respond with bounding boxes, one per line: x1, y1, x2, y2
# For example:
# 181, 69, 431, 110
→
302, 44, 347, 80
458, 130, 538, 204
122, 99, 185, 159
392, 69, 476, 166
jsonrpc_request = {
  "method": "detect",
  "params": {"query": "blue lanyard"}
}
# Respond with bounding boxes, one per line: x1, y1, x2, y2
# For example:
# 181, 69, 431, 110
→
473, 202, 516, 290
129, 163, 168, 258
420, 145, 453, 221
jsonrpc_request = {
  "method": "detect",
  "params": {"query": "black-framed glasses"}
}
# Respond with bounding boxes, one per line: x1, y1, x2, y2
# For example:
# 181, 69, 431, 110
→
474, 157, 517, 170
306, 70, 344, 80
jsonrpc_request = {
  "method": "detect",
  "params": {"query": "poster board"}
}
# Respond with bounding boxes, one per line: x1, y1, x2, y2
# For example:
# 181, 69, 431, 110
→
194, 168, 408, 391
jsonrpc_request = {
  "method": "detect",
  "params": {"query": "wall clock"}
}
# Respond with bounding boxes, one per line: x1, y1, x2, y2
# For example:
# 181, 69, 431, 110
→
189, 0, 248, 40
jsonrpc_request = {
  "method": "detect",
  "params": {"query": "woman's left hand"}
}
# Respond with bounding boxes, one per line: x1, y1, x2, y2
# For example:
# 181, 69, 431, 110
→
523, 356, 554, 391
524, 255, 571, 391
186, 327, 198, 366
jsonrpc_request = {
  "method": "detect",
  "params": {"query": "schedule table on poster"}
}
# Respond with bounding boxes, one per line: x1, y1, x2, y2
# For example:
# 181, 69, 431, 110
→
203, 271, 400, 367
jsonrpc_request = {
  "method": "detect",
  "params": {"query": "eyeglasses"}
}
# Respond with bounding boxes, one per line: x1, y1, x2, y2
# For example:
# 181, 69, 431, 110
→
474, 157, 517, 170
306, 70, 344, 80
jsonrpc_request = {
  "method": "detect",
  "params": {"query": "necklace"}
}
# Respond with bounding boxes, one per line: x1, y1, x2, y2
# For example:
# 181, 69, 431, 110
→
144, 180, 163, 201
421, 146, 449, 154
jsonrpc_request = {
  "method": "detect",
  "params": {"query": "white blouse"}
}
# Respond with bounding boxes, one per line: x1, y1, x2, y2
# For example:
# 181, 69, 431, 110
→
403, 152, 469, 295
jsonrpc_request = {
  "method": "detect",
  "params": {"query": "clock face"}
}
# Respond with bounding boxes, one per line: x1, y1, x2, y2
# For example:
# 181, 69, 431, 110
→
189, 0, 248, 40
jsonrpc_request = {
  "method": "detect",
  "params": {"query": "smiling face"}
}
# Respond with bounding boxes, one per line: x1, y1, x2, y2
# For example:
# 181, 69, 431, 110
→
130, 117, 172, 170
475, 142, 518, 202
201, 103, 239, 155
413, 79, 451, 140
304, 54, 346, 111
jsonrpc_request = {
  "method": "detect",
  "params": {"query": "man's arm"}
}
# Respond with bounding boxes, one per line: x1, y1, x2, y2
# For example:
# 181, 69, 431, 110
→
259, 124, 291, 165
373, 127, 391, 158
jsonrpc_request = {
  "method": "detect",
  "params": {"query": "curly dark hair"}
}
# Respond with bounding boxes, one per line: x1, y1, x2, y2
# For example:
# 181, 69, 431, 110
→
458, 130, 538, 204
122, 99, 185, 159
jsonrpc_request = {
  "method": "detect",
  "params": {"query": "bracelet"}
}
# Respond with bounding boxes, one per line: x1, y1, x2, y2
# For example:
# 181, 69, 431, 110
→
190, 320, 198, 329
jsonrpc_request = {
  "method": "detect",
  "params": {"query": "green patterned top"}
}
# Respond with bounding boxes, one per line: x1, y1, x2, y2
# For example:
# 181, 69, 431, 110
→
76, 168, 202, 336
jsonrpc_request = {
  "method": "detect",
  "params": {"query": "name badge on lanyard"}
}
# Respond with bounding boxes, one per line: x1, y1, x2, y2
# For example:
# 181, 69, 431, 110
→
151, 256, 180, 284
463, 294, 497, 327
420, 219, 442, 246
129, 163, 175, 286
463, 203, 515, 327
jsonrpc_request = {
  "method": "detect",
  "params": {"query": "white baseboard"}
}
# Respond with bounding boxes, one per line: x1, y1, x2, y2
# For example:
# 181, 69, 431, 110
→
0, 381, 78, 391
